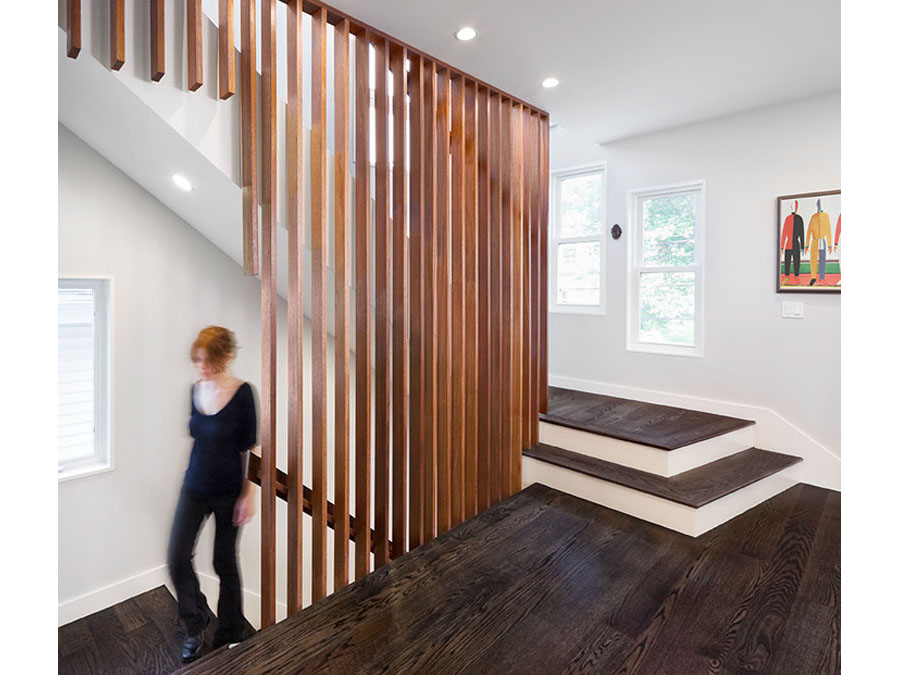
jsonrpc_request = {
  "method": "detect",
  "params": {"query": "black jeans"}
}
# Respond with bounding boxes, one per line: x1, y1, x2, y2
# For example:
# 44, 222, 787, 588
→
167, 486, 245, 642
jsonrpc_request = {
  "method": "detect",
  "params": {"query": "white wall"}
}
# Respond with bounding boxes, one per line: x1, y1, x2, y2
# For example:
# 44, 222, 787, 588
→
549, 92, 841, 466
58, 124, 364, 626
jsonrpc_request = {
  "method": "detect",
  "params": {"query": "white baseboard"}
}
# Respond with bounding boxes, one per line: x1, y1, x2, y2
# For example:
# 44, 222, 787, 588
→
548, 375, 840, 491
58, 565, 172, 627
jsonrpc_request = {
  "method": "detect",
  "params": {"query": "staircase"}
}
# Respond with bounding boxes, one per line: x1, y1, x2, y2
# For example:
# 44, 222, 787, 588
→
523, 386, 803, 536
58, 587, 253, 674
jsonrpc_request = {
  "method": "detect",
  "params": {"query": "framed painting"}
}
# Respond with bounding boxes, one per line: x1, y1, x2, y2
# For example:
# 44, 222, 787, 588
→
777, 189, 841, 293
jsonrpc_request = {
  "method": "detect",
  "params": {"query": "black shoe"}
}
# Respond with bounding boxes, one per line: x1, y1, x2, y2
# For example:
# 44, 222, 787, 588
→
182, 612, 210, 662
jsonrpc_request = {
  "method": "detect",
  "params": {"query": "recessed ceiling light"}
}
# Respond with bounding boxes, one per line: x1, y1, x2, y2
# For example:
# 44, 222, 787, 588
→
172, 174, 193, 192
455, 26, 477, 41
541, 77, 559, 89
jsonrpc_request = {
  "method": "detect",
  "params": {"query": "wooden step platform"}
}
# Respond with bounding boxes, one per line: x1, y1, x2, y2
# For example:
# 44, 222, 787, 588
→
524, 443, 802, 508
179, 483, 840, 675
542, 386, 755, 450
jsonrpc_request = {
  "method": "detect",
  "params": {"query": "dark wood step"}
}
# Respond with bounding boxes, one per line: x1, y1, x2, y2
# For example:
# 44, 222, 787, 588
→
523, 443, 801, 508
541, 386, 756, 450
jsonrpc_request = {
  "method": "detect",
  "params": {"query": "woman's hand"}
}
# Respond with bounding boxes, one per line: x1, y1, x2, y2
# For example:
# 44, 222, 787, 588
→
232, 494, 254, 526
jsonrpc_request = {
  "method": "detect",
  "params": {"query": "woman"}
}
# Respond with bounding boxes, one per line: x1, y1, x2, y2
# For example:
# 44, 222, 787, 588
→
167, 326, 256, 662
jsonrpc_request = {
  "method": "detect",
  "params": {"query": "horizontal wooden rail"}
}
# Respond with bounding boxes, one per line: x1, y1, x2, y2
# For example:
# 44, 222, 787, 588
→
248, 453, 393, 558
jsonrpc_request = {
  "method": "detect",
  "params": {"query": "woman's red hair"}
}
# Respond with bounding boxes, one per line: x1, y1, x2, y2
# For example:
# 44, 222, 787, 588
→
190, 326, 237, 372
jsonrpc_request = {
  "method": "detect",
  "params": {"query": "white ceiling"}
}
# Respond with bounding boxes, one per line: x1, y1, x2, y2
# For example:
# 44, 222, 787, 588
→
315, 0, 840, 144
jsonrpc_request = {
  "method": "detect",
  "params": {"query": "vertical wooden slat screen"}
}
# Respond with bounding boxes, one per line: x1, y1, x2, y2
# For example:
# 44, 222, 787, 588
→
373, 36, 391, 570
463, 79, 479, 521
285, 0, 303, 617
499, 97, 512, 500
110, 0, 125, 70
422, 60, 437, 543
449, 74, 465, 528
218, 0, 235, 98
510, 105, 523, 493
354, 29, 372, 581
476, 86, 492, 514
67, 0, 81, 59
310, 6, 328, 603
333, 17, 352, 591
240, 0, 258, 276
488, 93, 502, 507
434, 67, 452, 536
72, 0, 552, 615
391, 43, 409, 559
259, 0, 278, 629
187, 0, 203, 91
149, 1, 165, 81
408, 54, 425, 551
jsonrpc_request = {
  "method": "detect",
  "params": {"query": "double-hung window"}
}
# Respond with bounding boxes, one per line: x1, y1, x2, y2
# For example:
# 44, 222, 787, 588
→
627, 181, 705, 356
58, 278, 112, 480
550, 164, 606, 314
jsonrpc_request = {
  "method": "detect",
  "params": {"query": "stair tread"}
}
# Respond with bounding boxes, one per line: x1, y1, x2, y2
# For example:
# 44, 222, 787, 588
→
523, 443, 801, 508
541, 386, 755, 450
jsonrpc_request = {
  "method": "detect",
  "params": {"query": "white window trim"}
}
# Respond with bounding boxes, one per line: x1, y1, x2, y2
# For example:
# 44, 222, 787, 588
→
626, 180, 705, 358
549, 162, 608, 316
58, 276, 115, 482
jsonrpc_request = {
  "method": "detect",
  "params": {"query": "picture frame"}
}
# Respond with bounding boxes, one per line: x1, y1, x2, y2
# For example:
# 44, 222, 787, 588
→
776, 189, 841, 293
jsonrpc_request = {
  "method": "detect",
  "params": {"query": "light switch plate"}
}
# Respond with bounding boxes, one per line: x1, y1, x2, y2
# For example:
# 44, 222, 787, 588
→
781, 301, 804, 318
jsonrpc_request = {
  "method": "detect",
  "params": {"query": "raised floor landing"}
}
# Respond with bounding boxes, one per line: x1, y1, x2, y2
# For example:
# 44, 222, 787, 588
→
181, 483, 839, 675
542, 386, 756, 450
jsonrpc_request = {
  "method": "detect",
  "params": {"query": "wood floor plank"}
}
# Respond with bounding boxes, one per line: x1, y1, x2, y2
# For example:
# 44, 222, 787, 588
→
543, 386, 756, 450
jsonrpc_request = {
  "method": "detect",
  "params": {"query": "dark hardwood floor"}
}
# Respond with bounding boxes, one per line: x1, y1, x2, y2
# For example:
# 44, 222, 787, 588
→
524, 443, 802, 507
58, 586, 253, 674
542, 386, 756, 450
179, 482, 840, 674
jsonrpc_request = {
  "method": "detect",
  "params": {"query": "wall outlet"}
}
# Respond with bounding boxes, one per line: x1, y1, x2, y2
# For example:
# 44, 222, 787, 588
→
781, 301, 804, 319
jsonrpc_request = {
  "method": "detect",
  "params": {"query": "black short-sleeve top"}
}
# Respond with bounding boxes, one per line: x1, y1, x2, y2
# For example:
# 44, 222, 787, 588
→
184, 381, 257, 500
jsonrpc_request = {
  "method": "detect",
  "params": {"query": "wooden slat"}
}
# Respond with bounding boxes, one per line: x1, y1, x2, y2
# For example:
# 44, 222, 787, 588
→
373, 35, 391, 570
521, 108, 532, 453
310, 6, 328, 602
434, 67, 452, 535
449, 74, 466, 528
285, 0, 303, 616
463, 79, 479, 520
499, 97, 512, 500
510, 104, 523, 494
333, 17, 352, 591
354, 30, 372, 580
421, 60, 437, 543
149, 1, 165, 81
187, 0, 203, 91
259, 0, 278, 629
476, 86, 492, 514
67, 0, 81, 59
539, 116, 549, 413
391, 43, 409, 558
407, 54, 425, 551
240, 0, 258, 275
488, 93, 502, 507
110, 0, 125, 70
530, 112, 541, 447
218, 0, 235, 98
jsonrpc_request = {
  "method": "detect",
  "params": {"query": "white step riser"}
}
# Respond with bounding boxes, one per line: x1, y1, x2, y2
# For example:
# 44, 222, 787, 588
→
522, 456, 797, 537
539, 421, 755, 477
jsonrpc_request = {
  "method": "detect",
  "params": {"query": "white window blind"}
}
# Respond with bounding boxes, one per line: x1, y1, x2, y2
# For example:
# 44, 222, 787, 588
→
58, 279, 111, 479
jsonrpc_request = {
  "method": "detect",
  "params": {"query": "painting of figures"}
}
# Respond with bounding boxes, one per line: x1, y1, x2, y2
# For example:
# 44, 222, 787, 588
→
777, 190, 841, 293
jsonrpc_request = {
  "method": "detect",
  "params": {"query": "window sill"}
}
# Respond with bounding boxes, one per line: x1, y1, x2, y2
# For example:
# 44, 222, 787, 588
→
59, 460, 113, 483
550, 306, 606, 317
626, 342, 704, 359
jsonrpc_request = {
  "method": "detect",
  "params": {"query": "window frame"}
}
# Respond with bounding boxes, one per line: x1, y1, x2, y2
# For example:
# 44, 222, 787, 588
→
626, 180, 705, 358
549, 162, 608, 315
58, 277, 114, 482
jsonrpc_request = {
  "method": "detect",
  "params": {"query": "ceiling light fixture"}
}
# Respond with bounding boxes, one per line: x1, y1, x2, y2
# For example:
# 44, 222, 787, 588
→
455, 26, 477, 41
541, 77, 559, 89
172, 174, 193, 192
